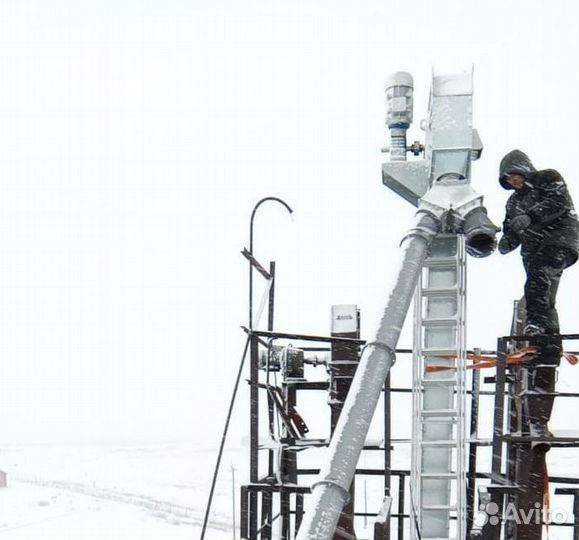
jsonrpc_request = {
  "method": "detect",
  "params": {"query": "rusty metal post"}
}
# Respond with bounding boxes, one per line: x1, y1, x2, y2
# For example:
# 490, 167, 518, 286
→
329, 305, 361, 540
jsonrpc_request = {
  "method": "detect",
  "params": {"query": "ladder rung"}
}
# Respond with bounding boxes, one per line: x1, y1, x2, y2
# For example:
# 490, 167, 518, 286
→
422, 438, 490, 446
422, 348, 458, 357
421, 377, 457, 385
422, 419, 458, 425
421, 440, 458, 447
421, 504, 457, 511
422, 318, 458, 327
421, 287, 458, 297
421, 409, 458, 418
424, 256, 458, 268
471, 438, 493, 446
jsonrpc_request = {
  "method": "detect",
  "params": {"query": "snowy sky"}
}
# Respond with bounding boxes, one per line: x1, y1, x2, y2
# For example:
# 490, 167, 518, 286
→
0, 0, 577, 445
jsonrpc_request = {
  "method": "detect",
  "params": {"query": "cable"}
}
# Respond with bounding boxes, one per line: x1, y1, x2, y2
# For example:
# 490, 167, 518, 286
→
200, 335, 251, 540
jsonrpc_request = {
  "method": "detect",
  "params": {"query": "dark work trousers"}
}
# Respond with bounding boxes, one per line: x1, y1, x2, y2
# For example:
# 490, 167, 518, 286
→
522, 246, 569, 333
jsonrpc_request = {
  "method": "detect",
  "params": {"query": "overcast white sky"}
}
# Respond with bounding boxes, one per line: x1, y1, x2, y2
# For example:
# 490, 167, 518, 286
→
0, 0, 577, 446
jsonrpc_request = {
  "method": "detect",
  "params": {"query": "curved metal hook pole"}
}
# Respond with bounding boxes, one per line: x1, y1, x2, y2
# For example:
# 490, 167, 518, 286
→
200, 197, 293, 540
249, 197, 293, 329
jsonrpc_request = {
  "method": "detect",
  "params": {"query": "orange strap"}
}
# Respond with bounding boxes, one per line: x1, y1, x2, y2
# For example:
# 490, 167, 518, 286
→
425, 347, 578, 373
425, 347, 539, 373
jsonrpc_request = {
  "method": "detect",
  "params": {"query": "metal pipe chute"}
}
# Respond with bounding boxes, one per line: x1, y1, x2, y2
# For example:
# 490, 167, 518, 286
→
295, 211, 440, 540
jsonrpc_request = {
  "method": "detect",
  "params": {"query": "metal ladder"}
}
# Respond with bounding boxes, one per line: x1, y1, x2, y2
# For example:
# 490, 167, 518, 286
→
411, 234, 468, 540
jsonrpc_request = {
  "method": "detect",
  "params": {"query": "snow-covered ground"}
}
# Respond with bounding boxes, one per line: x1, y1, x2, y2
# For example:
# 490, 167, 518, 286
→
0, 439, 576, 539
0, 444, 243, 539
0, 442, 392, 539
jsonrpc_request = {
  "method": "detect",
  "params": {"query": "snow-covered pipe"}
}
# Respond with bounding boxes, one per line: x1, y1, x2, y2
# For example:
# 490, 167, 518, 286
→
295, 209, 440, 540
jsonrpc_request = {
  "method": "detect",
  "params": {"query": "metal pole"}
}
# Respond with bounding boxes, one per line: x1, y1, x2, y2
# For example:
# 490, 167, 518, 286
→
329, 304, 360, 539
364, 478, 368, 527
232, 465, 237, 540
249, 197, 293, 329
467, 366, 481, 533
295, 210, 439, 540
267, 261, 276, 480
398, 476, 405, 540
250, 335, 259, 483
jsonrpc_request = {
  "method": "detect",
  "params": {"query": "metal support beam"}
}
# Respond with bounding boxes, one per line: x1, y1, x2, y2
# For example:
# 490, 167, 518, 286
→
467, 367, 481, 533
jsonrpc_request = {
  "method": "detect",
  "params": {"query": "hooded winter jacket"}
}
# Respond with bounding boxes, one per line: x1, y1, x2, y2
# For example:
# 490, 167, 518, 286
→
499, 150, 579, 265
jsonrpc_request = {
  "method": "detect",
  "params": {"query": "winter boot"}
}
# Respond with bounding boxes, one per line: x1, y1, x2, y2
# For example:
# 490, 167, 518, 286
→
525, 356, 557, 453
529, 419, 554, 453
524, 365, 557, 453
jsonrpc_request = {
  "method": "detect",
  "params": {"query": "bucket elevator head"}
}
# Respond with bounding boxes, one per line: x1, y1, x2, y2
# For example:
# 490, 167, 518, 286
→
383, 70, 499, 257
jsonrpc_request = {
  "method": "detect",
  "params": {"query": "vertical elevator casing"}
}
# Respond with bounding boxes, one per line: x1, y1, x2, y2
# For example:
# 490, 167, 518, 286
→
411, 235, 468, 539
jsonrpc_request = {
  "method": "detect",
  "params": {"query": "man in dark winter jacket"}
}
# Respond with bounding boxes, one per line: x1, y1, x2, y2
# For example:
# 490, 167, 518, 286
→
498, 149, 579, 335
498, 149, 579, 453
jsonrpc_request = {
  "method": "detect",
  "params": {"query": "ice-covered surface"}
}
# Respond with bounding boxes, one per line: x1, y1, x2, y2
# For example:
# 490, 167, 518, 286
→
0, 438, 576, 539
432, 73, 473, 96
0, 444, 241, 539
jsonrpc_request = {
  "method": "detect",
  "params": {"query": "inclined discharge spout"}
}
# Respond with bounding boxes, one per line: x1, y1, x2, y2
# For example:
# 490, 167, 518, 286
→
463, 206, 500, 258
295, 210, 440, 540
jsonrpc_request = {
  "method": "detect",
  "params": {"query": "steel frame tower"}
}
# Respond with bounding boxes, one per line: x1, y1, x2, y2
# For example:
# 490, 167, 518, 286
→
227, 71, 579, 540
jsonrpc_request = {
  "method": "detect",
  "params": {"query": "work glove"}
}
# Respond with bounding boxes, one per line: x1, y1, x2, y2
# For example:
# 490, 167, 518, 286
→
510, 214, 531, 235
498, 234, 518, 254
